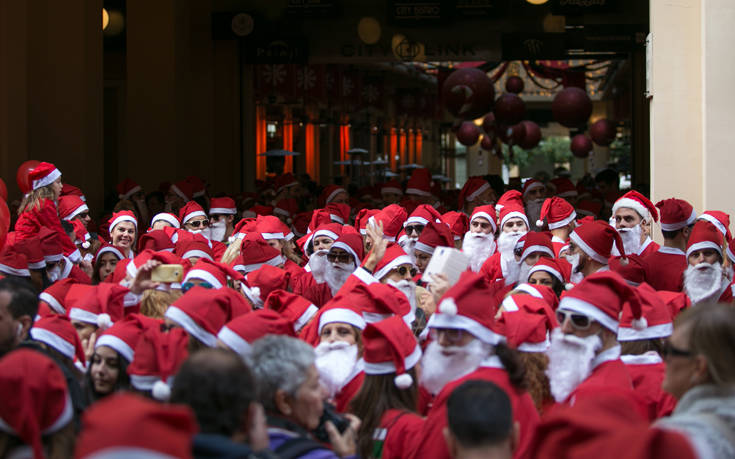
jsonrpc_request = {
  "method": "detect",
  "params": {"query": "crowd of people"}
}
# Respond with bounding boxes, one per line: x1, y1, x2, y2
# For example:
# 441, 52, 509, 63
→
0, 161, 734, 458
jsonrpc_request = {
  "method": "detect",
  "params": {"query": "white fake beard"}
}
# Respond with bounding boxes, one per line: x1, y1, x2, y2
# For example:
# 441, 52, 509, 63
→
612, 225, 643, 256
386, 279, 417, 319
189, 228, 211, 240
420, 339, 492, 395
726, 265, 734, 282
308, 250, 329, 284
401, 238, 417, 264
497, 231, 526, 258
501, 255, 521, 287
462, 232, 496, 272
546, 328, 602, 402
526, 199, 544, 230
518, 260, 533, 284
46, 265, 61, 283
684, 262, 724, 304
325, 262, 355, 295
314, 341, 359, 399
565, 253, 585, 284
209, 220, 227, 242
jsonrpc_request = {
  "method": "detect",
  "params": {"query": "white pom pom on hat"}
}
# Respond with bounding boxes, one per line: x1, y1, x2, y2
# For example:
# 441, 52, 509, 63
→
632, 316, 648, 331
394, 373, 413, 389
439, 298, 458, 315
152, 380, 171, 401
97, 313, 112, 330
536, 219, 544, 227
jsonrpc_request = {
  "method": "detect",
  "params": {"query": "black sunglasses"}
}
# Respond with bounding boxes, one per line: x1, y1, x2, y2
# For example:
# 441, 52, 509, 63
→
556, 310, 593, 330
405, 225, 424, 236
327, 252, 353, 264
187, 220, 209, 228
392, 266, 417, 277
662, 341, 693, 359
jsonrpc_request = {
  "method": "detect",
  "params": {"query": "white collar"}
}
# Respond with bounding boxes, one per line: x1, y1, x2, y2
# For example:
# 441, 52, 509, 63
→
552, 235, 566, 243
621, 351, 663, 365
479, 354, 504, 369
658, 246, 685, 256
592, 344, 621, 369
638, 237, 654, 255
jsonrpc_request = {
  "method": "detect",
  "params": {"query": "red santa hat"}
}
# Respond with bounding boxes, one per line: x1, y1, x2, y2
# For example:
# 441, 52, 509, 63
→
550, 177, 578, 199
558, 271, 646, 333
150, 212, 181, 229
128, 327, 189, 400
442, 211, 470, 241
575, 199, 603, 218
612, 190, 659, 222
499, 204, 529, 230
208, 196, 237, 215
185, 175, 206, 198
415, 221, 454, 255
331, 232, 365, 265
39, 227, 63, 263
30, 315, 86, 365
243, 264, 290, 308
512, 283, 560, 311
0, 245, 30, 277
237, 234, 284, 273
569, 220, 625, 263
521, 179, 545, 198
320, 185, 347, 207
265, 289, 318, 332
696, 210, 731, 242
528, 257, 571, 288
308, 208, 334, 233
165, 286, 250, 348
727, 238, 735, 265
655, 198, 696, 232
373, 243, 414, 280
94, 243, 124, 264
429, 271, 505, 345
109, 210, 138, 232
458, 177, 491, 209
326, 202, 351, 225
68, 284, 127, 330
359, 282, 412, 324
292, 211, 312, 238
311, 223, 343, 246
175, 239, 214, 262
0, 349, 73, 459
518, 232, 554, 263
405, 204, 441, 227
60, 183, 86, 201
58, 195, 89, 221
75, 392, 197, 459
317, 297, 367, 335
69, 220, 91, 250
256, 215, 292, 240
39, 278, 76, 315
170, 180, 194, 202
355, 208, 380, 235
137, 230, 175, 253
470, 205, 498, 231
405, 168, 432, 197
369, 204, 408, 242
537, 197, 576, 229
95, 315, 159, 363
497, 295, 557, 352
274, 198, 298, 223
117, 178, 142, 200
380, 180, 403, 196
686, 220, 723, 259
275, 173, 299, 193
178, 201, 206, 225
617, 283, 673, 341
8, 232, 45, 270
29, 161, 62, 191
362, 316, 421, 389
609, 254, 647, 286
496, 190, 524, 213
183, 258, 244, 289
218, 309, 296, 358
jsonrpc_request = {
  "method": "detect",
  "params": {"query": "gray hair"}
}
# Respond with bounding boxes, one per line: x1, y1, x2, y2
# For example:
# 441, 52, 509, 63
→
249, 335, 316, 412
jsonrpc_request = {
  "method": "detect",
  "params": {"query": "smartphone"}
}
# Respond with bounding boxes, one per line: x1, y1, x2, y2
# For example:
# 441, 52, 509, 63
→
151, 264, 184, 283
421, 246, 469, 285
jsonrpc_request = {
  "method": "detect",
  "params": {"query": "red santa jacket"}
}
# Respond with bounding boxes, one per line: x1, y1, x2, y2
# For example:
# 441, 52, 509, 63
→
643, 247, 687, 292
551, 235, 569, 258
373, 409, 424, 459
637, 238, 660, 258
564, 346, 635, 408
334, 365, 365, 414
621, 352, 677, 421
409, 357, 539, 459
479, 252, 505, 285
15, 198, 81, 262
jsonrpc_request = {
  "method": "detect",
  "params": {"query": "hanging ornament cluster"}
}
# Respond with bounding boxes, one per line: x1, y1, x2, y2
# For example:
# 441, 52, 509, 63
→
552, 87, 592, 128
441, 68, 495, 120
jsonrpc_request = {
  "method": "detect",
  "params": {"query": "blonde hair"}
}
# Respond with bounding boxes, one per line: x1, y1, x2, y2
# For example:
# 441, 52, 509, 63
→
18, 186, 56, 215
220, 237, 242, 265
140, 289, 182, 319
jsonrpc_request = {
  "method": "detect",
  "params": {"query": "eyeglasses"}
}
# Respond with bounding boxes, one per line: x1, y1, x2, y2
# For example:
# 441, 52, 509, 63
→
392, 266, 417, 278
186, 220, 209, 228
430, 328, 467, 345
556, 309, 593, 330
404, 225, 424, 236
662, 341, 693, 359
181, 281, 214, 293
327, 252, 353, 264
77, 212, 90, 219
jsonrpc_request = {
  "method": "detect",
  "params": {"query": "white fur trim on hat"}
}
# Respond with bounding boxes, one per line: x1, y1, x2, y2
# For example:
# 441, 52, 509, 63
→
39, 292, 65, 314
547, 210, 577, 230
32, 168, 61, 191
119, 185, 142, 200
331, 241, 361, 265
326, 187, 346, 204
261, 232, 286, 240
558, 298, 619, 333
374, 255, 413, 281
381, 186, 402, 195
63, 203, 89, 221
618, 322, 673, 341
500, 211, 529, 230
517, 334, 550, 353
405, 187, 432, 197
182, 210, 206, 224
95, 246, 125, 264
612, 197, 649, 221
660, 208, 697, 232
313, 229, 340, 242
405, 216, 430, 226
470, 212, 497, 232
513, 283, 544, 299
318, 308, 366, 334
110, 215, 138, 231
569, 230, 609, 265
0, 264, 31, 277
183, 269, 223, 289
414, 241, 436, 255
520, 245, 554, 263
686, 241, 722, 259
467, 182, 491, 202
697, 214, 728, 238
68, 307, 99, 325
237, 254, 285, 275
164, 306, 217, 347
363, 344, 422, 375
294, 304, 319, 332
528, 264, 564, 284
209, 207, 237, 215
428, 311, 505, 345
181, 249, 214, 261
30, 328, 75, 360
522, 180, 544, 197
151, 213, 180, 229
217, 326, 253, 357
96, 334, 135, 362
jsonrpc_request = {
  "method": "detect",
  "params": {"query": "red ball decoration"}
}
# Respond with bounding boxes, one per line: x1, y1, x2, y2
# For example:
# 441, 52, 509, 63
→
0, 178, 7, 202
481, 113, 496, 134
518, 121, 542, 150
589, 119, 617, 146
494, 93, 526, 126
442, 68, 495, 120
456, 121, 481, 146
552, 87, 592, 128
480, 134, 494, 150
16, 160, 40, 194
505, 76, 524, 94
570, 134, 593, 158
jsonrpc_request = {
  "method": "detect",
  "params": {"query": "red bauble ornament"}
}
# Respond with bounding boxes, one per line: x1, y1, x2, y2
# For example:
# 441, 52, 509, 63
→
552, 87, 592, 128
494, 93, 526, 126
456, 121, 481, 146
442, 68, 495, 120
570, 134, 593, 158
481, 113, 496, 134
589, 119, 617, 146
518, 121, 542, 150
505, 76, 524, 94
16, 160, 40, 194
0, 178, 7, 202
480, 134, 494, 150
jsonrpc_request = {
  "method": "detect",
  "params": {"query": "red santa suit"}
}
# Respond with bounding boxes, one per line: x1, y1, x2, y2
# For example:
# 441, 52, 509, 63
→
717, 280, 734, 303
59, 257, 91, 284
551, 235, 569, 258
409, 357, 539, 459
282, 258, 304, 279
480, 252, 517, 286
373, 409, 424, 459
334, 359, 365, 413
15, 199, 81, 262
643, 246, 686, 291
564, 346, 634, 407
292, 270, 333, 307
621, 352, 677, 421
637, 237, 660, 258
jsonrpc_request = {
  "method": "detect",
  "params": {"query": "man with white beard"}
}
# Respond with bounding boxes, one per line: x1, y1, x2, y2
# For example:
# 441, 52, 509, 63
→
683, 221, 734, 304
304, 224, 341, 283
547, 271, 641, 406
373, 243, 419, 326
610, 190, 660, 258
408, 272, 539, 459
565, 220, 624, 284
462, 205, 498, 272
479, 204, 529, 286
324, 232, 364, 296
207, 197, 237, 242
522, 179, 546, 232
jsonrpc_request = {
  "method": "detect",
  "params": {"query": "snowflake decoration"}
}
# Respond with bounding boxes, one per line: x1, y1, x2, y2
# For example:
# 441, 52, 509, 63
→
297, 67, 316, 90
262, 64, 285, 86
